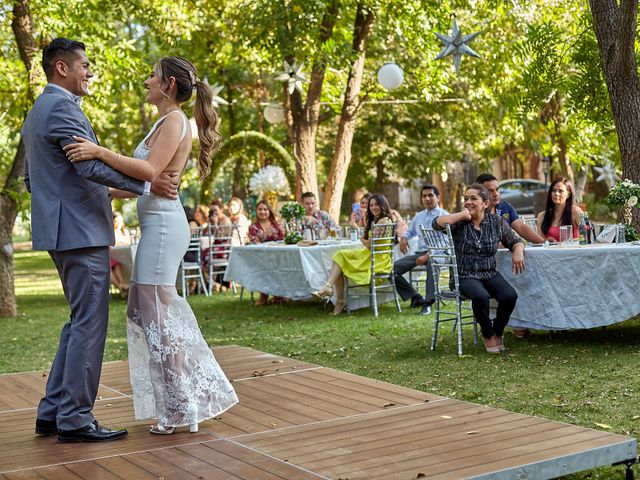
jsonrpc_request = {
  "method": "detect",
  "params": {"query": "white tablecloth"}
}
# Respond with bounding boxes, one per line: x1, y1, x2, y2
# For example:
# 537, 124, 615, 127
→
495, 243, 640, 330
225, 240, 397, 309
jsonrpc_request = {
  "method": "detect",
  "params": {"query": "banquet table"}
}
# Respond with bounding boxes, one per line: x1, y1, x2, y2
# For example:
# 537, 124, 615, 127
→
224, 239, 396, 310
495, 243, 640, 330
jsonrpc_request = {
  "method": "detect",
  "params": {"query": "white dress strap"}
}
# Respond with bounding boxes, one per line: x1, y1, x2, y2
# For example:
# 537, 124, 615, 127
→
145, 110, 189, 144
163, 110, 189, 142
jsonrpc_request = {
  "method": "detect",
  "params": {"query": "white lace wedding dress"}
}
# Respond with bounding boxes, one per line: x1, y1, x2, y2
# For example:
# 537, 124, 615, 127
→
126, 111, 238, 427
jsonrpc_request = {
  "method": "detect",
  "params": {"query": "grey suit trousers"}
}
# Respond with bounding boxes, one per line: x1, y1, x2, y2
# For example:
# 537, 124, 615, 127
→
393, 251, 436, 304
38, 246, 110, 431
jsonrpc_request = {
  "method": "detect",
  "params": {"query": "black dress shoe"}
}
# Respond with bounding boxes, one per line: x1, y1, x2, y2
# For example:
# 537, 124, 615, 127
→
410, 295, 425, 308
35, 418, 58, 436
58, 420, 128, 443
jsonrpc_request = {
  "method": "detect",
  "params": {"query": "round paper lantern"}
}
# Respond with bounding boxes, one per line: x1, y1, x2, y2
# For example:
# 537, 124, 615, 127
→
377, 62, 404, 90
263, 103, 285, 124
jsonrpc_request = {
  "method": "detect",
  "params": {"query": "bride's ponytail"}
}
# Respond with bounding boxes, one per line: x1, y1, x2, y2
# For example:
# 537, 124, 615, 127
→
193, 80, 222, 181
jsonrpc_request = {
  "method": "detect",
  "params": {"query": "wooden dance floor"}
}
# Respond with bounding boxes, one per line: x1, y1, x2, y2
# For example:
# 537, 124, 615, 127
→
0, 345, 636, 479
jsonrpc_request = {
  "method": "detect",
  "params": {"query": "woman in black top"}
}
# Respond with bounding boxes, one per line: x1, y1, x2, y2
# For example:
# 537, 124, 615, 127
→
434, 184, 525, 354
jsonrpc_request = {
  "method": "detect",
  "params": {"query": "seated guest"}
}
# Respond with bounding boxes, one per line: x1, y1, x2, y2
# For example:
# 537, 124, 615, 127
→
477, 173, 546, 244
434, 184, 525, 354
208, 199, 233, 233
183, 205, 200, 235
248, 200, 286, 305
194, 204, 209, 229
113, 211, 131, 246
394, 184, 448, 315
312, 194, 393, 315
349, 192, 370, 229
109, 212, 131, 297
228, 196, 250, 245
536, 177, 581, 242
301, 191, 338, 230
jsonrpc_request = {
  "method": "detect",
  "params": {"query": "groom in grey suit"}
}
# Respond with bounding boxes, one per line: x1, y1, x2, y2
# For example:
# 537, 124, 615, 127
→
22, 38, 178, 442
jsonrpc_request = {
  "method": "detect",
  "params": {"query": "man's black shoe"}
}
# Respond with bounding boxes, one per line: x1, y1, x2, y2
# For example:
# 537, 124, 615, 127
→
410, 295, 425, 308
58, 420, 128, 443
35, 418, 58, 436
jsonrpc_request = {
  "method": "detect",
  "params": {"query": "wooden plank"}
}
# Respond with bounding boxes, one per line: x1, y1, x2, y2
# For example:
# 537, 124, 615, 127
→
148, 447, 245, 479
64, 462, 122, 480
123, 451, 201, 479
191, 441, 326, 480
32, 465, 83, 480
93, 456, 158, 480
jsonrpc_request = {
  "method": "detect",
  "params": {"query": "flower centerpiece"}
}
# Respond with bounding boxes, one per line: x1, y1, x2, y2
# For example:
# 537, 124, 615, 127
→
248, 165, 290, 207
604, 178, 640, 240
279, 201, 305, 242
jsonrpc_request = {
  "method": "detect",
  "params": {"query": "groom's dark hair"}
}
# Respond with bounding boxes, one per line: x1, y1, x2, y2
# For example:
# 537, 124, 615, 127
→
42, 38, 86, 80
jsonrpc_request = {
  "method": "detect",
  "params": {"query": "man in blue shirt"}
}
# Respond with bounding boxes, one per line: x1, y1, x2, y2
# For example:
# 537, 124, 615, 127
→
393, 185, 448, 315
476, 173, 545, 244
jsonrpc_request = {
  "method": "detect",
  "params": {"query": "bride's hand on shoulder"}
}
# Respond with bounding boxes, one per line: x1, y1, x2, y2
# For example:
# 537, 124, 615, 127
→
64, 136, 102, 162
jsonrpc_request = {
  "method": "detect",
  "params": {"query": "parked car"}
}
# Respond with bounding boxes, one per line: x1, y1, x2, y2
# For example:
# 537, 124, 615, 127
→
498, 178, 547, 214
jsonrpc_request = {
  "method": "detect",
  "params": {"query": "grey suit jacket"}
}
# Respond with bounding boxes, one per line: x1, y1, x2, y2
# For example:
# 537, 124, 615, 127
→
21, 85, 146, 251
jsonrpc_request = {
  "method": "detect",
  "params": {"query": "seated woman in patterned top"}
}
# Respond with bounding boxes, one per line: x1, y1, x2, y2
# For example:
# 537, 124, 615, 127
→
433, 184, 525, 354
248, 200, 285, 305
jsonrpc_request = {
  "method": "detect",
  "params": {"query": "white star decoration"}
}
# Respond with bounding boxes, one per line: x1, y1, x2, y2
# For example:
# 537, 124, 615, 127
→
594, 163, 621, 189
435, 17, 481, 75
275, 61, 307, 95
210, 84, 229, 107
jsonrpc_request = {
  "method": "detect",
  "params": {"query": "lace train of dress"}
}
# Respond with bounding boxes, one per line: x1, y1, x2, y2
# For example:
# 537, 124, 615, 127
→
127, 284, 237, 426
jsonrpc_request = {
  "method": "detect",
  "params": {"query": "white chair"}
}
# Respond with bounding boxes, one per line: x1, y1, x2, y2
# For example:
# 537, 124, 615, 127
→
206, 224, 239, 295
419, 224, 477, 355
345, 222, 402, 318
180, 229, 209, 298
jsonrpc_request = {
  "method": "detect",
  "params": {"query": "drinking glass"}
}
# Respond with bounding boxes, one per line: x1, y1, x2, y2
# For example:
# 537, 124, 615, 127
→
559, 225, 573, 244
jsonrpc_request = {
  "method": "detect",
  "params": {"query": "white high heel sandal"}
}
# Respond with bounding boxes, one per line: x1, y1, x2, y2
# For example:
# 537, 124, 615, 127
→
189, 423, 198, 433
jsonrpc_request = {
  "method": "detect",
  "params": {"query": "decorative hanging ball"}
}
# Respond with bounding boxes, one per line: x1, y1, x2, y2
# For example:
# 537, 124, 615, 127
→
263, 103, 285, 124
377, 62, 404, 90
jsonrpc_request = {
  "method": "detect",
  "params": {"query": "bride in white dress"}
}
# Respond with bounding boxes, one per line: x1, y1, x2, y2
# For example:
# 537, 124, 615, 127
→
65, 56, 238, 434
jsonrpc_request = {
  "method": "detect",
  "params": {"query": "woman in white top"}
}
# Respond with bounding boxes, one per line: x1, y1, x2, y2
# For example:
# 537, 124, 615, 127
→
65, 56, 238, 434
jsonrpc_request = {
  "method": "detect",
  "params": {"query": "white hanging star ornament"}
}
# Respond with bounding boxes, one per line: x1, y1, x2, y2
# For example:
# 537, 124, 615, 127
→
210, 84, 229, 107
201, 77, 229, 107
275, 61, 307, 95
594, 163, 621, 189
434, 17, 482, 75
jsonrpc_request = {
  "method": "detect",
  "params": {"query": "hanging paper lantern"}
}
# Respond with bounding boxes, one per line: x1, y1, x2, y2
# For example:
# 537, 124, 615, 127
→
377, 63, 404, 90
263, 103, 285, 124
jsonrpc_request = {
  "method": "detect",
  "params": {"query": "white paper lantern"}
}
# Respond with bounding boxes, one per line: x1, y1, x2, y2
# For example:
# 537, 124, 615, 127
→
377, 62, 404, 90
264, 103, 285, 124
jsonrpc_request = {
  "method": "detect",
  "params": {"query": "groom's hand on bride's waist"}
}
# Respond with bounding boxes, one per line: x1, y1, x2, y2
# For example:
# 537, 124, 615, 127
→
151, 171, 180, 199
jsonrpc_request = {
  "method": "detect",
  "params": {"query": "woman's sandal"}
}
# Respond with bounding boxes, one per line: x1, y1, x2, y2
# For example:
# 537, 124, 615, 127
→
312, 284, 333, 299
149, 423, 199, 434
150, 424, 175, 435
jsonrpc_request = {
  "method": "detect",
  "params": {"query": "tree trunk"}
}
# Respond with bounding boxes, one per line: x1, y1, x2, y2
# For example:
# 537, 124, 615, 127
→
589, 0, 640, 225
283, 0, 339, 200
1, 0, 39, 317
323, 2, 376, 220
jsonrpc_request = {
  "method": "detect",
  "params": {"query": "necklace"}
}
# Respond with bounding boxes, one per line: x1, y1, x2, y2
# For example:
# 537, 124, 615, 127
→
472, 225, 483, 250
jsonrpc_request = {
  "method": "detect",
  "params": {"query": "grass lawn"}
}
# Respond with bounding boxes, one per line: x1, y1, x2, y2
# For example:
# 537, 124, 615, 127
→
3, 248, 639, 478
